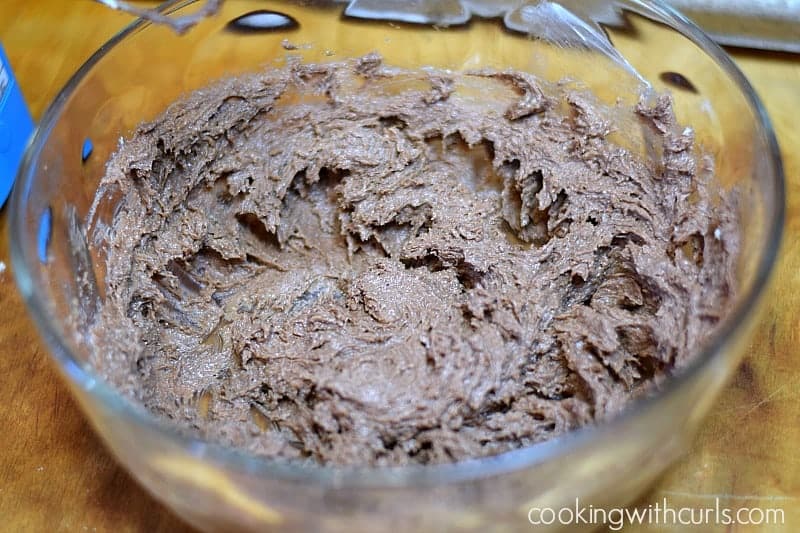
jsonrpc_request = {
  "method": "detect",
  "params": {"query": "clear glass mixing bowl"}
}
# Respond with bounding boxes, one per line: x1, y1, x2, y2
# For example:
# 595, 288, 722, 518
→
9, 0, 784, 531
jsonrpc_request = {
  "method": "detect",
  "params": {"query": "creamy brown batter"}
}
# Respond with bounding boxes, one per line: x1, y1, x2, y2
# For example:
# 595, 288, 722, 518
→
88, 55, 738, 466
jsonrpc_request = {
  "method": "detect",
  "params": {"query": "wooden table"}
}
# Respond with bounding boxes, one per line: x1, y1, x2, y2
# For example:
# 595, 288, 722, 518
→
0, 2, 797, 531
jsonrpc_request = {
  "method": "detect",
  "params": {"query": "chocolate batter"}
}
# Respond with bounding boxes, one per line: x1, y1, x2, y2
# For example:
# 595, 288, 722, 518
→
88, 55, 738, 466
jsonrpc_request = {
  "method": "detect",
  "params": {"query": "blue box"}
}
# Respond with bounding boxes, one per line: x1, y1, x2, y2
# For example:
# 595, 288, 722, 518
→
0, 43, 34, 208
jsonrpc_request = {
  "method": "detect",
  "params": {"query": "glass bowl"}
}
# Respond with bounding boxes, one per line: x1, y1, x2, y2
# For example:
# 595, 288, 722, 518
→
9, 0, 784, 531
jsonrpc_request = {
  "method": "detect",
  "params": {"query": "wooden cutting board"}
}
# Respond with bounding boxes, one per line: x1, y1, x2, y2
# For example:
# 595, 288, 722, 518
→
0, 1, 797, 531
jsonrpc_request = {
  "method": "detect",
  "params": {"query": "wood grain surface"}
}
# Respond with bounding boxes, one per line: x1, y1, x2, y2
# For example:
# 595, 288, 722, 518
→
0, 1, 798, 531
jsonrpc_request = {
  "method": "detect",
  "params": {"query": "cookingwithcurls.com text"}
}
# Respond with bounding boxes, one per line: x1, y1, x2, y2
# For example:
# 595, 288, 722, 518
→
527, 497, 785, 530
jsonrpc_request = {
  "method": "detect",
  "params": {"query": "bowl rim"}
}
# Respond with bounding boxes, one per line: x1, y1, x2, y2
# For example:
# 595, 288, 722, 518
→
9, 0, 785, 488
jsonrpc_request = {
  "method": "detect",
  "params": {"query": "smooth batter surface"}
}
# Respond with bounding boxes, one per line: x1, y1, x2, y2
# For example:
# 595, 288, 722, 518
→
88, 55, 738, 466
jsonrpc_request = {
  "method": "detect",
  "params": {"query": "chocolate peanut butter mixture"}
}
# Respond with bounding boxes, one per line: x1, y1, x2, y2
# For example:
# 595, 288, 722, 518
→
88, 55, 738, 466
